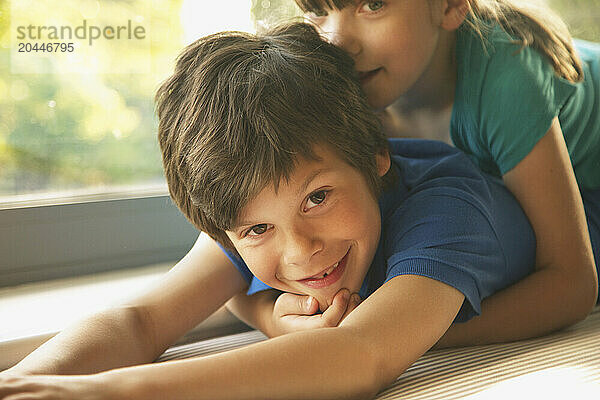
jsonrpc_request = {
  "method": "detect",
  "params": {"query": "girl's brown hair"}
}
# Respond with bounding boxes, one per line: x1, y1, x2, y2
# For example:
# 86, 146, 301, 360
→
295, 0, 583, 82
466, 0, 583, 82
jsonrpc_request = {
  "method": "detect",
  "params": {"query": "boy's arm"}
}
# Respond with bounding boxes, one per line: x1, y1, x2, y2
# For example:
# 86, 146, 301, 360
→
226, 290, 281, 334
6, 233, 247, 376
103, 275, 464, 400
438, 119, 598, 348
229, 122, 598, 348
0, 275, 463, 400
4, 306, 157, 376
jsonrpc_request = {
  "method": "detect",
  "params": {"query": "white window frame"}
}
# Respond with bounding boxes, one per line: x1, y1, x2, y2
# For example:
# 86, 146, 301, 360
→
0, 188, 198, 288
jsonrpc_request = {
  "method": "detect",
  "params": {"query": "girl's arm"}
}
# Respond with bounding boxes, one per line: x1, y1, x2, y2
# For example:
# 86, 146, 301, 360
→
438, 118, 598, 347
0, 275, 464, 400
5, 233, 247, 376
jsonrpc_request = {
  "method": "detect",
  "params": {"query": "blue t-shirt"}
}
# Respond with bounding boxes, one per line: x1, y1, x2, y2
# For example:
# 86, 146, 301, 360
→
452, 24, 600, 189
220, 139, 537, 323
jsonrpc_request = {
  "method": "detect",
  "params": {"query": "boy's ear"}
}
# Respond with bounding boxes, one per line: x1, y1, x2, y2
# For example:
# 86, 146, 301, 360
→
376, 150, 391, 177
440, 0, 469, 31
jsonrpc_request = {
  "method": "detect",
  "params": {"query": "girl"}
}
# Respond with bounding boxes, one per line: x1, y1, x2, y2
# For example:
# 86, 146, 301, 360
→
0, 23, 547, 398
227, 0, 600, 347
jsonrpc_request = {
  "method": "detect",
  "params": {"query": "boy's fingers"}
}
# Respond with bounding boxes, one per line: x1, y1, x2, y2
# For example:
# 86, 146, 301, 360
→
274, 293, 319, 317
275, 290, 357, 334
302, 295, 319, 314
320, 289, 350, 327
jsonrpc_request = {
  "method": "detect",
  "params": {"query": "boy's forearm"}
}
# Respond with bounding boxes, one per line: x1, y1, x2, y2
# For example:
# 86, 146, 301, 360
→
103, 327, 383, 400
9, 306, 156, 376
438, 267, 596, 348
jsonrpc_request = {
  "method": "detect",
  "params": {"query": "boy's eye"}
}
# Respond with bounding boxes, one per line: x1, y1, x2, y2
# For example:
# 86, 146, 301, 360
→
246, 224, 270, 237
361, 1, 384, 12
305, 190, 328, 210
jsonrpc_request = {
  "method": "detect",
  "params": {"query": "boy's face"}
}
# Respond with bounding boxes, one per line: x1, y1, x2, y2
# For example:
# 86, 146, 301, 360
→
226, 145, 390, 311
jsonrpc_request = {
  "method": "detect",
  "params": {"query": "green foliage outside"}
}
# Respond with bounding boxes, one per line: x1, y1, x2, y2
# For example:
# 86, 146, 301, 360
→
550, 0, 600, 41
251, 0, 301, 28
0, 0, 186, 196
0, 0, 598, 198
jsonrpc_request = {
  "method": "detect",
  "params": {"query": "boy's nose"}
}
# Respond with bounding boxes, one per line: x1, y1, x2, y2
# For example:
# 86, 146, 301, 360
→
282, 227, 324, 267
319, 15, 361, 57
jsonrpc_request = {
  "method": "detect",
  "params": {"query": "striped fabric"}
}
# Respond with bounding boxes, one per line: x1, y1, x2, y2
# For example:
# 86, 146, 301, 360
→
157, 306, 600, 398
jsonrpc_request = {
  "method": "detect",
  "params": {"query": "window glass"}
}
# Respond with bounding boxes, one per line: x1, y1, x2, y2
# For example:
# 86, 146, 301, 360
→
550, 0, 600, 41
0, 0, 597, 201
0, 0, 298, 201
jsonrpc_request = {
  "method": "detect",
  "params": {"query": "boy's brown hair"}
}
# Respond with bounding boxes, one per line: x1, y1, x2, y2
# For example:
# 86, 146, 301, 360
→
155, 23, 389, 250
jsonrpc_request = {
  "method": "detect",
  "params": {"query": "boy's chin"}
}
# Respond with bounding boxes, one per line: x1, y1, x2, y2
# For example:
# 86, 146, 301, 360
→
313, 285, 363, 313
318, 299, 331, 313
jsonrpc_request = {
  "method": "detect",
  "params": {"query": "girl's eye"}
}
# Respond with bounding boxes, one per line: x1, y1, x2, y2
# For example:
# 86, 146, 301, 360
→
246, 224, 270, 237
361, 1, 384, 12
306, 190, 328, 210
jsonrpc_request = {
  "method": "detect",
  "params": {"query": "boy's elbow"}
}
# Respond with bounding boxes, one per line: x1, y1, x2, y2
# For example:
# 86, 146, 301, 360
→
340, 350, 386, 399
568, 260, 598, 323
350, 364, 389, 400
354, 340, 406, 398
580, 269, 598, 318
337, 329, 398, 399
343, 378, 382, 400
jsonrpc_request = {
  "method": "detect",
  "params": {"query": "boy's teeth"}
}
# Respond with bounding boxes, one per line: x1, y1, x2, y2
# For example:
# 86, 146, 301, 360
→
319, 262, 339, 279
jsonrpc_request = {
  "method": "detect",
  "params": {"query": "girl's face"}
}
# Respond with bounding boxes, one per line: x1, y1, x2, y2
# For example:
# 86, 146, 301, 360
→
226, 146, 390, 311
307, 0, 450, 110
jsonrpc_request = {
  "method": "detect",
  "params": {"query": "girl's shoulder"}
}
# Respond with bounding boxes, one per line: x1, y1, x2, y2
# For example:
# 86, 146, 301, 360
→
452, 23, 579, 176
455, 22, 577, 114
456, 23, 558, 85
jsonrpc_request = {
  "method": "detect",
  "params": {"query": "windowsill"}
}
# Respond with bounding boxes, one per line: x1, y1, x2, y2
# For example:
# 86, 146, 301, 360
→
0, 183, 168, 210
0, 263, 250, 371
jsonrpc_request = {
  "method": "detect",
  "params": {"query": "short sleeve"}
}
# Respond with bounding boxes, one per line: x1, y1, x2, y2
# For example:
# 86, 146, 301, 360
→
384, 187, 527, 322
479, 39, 577, 174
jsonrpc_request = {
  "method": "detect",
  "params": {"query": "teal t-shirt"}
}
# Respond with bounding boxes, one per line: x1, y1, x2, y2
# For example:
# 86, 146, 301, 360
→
452, 24, 600, 189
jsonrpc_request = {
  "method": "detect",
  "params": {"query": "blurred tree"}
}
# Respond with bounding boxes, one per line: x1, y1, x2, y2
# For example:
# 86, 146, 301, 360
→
251, 0, 301, 30
549, 0, 600, 41
0, 0, 597, 198
0, 0, 184, 196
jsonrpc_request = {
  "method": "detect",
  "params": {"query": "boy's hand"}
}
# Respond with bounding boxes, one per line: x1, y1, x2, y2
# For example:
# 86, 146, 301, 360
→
269, 289, 362, 336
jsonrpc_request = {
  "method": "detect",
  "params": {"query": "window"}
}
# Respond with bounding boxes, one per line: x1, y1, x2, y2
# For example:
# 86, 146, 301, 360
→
550, 0, 600, 41
0, 0, 298, 286
0, 0, 597, 286
0, 0, 298, 199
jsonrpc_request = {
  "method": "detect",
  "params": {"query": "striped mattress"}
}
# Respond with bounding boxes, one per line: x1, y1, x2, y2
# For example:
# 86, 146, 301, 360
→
157, 306, 600, 398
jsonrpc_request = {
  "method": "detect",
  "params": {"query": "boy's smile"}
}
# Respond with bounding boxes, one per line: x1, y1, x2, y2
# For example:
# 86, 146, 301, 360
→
226, 145, 390, 311
296, 248, 349, 289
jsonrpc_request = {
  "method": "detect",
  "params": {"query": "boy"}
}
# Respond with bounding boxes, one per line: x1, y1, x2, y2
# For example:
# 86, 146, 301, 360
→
0, 23, 590, 399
